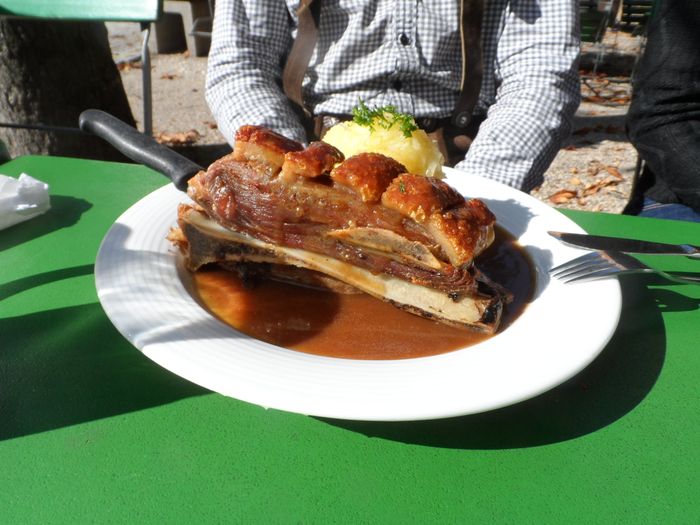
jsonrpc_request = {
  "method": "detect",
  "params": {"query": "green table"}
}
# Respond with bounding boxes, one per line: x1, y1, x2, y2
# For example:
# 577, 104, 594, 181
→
2, 156, 699, 523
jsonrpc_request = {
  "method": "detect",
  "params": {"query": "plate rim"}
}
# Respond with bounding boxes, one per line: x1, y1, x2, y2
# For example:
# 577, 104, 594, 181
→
95, 171, 622, 421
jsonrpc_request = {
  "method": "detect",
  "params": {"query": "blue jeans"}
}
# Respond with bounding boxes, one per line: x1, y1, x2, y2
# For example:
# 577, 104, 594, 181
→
624, 0, 700, 219
638, 198, 700, 223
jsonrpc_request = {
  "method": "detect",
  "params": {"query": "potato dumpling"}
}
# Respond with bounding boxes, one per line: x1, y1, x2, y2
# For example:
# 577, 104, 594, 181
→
322, 107, 444, 179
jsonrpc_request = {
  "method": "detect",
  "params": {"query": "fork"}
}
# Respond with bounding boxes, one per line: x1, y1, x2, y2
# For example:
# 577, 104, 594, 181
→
550, 250, 700, 285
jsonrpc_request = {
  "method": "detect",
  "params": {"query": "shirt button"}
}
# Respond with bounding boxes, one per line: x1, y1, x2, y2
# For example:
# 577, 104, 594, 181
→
453, 112, 471, 127
399, 33, 410, 46
420, 118, 436, 131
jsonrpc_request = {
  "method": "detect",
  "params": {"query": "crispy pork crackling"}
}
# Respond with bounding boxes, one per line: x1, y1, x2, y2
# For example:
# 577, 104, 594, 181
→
169, 125, 509, 333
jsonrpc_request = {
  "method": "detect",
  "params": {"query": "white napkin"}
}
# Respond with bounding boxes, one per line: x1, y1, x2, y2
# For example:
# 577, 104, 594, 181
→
0, 173, 51, 231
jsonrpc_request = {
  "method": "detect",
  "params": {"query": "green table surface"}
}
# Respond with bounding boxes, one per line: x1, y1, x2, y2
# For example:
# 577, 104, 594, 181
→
2, 156, 699, 523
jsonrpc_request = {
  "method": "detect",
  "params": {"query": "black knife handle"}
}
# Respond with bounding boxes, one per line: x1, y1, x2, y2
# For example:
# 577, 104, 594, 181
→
79, 109, 203, 192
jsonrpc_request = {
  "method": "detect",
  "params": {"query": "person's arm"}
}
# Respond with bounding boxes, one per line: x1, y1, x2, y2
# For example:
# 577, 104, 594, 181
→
206, 0, 307, 145
455, 0, 580, 192
626, 0, 700, 211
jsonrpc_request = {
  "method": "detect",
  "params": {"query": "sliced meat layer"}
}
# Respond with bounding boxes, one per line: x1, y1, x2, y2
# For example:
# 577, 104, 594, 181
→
172, 205, 503, 332
179, 125, 505, 332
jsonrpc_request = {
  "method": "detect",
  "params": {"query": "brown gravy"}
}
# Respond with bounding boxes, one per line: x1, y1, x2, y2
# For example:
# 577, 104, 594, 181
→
192, 228, 534, 359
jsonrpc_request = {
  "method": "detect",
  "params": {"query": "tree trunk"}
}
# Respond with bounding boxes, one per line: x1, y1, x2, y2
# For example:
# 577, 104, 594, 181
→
0, 19, 135, 161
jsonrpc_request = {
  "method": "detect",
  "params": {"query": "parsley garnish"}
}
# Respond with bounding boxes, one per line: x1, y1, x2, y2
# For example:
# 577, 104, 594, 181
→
351, 100, 418, 138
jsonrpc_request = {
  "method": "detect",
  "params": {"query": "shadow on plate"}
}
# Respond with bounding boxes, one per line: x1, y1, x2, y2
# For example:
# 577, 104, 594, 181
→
479, 197, 553, 301
319, 275, 675, 449
480, 197, 536, 240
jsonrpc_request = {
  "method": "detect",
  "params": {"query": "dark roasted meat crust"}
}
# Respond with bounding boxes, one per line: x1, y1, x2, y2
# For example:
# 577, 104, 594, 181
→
186, 125, 498, 298
382, 173, 466, 221
281, 141, 344, 180
330, 153, 407, 203
232, 125, 303, 174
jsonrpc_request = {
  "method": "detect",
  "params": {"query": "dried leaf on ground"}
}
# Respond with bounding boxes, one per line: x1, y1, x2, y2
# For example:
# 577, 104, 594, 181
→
582, 177, 620, 197
605, 166, 623, 179
548, 189, 578, 204
117, 61, 140, 72
161, 73, 178, 80
155, 129, 201, 146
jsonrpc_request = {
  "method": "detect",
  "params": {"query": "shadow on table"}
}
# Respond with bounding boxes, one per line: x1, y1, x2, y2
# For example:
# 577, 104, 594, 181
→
0, 195, 92, 252
321, 275, 688, 449
0, 301, 209, 441
0, 264, 95, 301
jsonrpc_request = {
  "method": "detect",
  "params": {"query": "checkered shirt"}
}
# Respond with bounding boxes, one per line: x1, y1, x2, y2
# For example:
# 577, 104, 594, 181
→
206, 0, 581, 191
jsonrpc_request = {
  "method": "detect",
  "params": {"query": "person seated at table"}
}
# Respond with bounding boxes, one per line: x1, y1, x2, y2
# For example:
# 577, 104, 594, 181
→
623, 0, 700, 222
205, 0, 580, 193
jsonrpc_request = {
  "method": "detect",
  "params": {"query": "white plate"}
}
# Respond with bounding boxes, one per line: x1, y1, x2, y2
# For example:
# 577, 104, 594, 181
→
95, 168, 622, 421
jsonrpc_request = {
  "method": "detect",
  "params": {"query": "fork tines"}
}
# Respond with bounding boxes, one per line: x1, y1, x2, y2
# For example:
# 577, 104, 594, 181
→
550, 251, 622, 283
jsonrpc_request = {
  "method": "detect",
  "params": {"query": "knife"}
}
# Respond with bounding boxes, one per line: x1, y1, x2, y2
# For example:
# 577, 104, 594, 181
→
548, 231, 700, 258
79, 109, 203, 191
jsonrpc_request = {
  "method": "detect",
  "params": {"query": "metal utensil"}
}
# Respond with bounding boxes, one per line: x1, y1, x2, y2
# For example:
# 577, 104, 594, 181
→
548, 231, 700, 258
550, 250, 700, 285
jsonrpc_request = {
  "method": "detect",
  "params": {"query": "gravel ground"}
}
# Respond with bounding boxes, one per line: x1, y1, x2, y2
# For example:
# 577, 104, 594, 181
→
108, 23, 641, 215
532, 93, 636, 215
